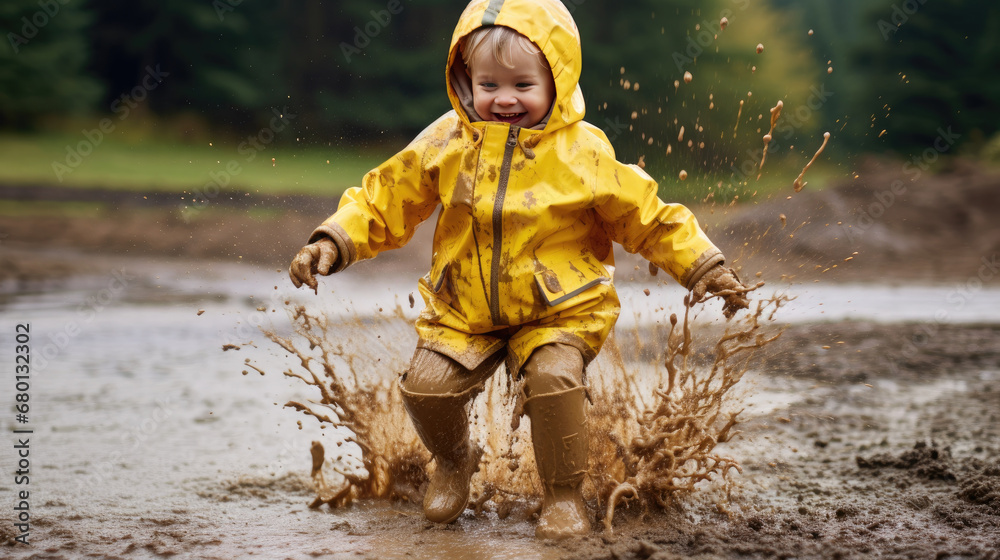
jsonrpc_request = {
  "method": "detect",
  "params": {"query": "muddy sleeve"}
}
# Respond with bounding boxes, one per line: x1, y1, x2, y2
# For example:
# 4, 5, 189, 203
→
593, 157, 723, 289
308, 135, 444, 271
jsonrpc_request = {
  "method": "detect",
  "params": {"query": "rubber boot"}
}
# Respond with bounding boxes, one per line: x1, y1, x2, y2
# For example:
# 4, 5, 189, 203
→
524, 386, 591, 539
400, 384, 480, 524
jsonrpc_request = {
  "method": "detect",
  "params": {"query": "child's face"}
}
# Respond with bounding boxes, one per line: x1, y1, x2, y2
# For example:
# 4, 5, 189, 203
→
469, 46, 555, 128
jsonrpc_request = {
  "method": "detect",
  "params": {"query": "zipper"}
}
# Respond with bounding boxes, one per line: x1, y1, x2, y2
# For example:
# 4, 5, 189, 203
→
489, 125, 519, 325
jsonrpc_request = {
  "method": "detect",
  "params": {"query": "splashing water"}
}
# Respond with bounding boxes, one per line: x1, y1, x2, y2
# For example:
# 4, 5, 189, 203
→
597, 291, 786, 532
262, 306, 429, 506
758, 100, 784, 180
252, 286, 786, 530
793, 132, 832, 192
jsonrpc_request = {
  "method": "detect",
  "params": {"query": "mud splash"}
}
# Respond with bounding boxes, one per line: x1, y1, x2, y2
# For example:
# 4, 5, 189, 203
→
262, 306, 429, 506
251, 288, 786, 532
597, 293, 785, 532
792, 131, 831, 192
758, 100, 783, 179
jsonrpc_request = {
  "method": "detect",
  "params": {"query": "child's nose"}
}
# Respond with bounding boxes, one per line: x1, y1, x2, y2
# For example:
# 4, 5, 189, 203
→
494, 95, 518, 107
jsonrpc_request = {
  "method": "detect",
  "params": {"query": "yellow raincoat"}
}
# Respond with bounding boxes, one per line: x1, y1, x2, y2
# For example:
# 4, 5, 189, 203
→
310, 0, 723, 373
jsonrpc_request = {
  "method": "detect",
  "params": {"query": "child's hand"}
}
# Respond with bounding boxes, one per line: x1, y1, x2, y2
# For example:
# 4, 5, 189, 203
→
690, 264, 751, 318
289, 237, 339, 294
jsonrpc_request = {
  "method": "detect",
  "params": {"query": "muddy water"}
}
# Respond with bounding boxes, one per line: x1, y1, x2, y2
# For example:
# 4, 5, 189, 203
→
2, 259, 999, 558
616, 281, 1000, 326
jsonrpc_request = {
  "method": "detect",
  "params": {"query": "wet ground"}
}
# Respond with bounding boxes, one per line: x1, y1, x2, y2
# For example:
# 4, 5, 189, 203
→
3, 160, 1000, 558
1, 254, 999, 559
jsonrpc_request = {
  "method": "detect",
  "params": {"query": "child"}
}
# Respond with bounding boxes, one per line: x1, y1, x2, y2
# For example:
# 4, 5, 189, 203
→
289, 0, 749, 539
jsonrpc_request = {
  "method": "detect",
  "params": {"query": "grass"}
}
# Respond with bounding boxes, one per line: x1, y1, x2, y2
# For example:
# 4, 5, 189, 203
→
648, 157, 844, 207
0, 131, 391, 196
0, 126, 845, 204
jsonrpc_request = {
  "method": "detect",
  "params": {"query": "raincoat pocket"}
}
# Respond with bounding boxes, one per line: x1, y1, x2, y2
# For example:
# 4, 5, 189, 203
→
534, 257, 610, 307
427, 248, 454, 306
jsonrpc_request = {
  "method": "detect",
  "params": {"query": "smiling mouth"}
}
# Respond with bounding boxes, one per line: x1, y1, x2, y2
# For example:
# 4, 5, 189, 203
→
493, 112, 526, 124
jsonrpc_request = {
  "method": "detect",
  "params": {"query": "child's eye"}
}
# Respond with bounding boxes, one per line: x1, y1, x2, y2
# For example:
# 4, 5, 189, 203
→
516, 83, 534, 89
480, 82, 497, 89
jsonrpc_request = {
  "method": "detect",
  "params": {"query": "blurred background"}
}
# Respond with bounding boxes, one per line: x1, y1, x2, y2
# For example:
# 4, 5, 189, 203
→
1, 0, 999, 278
5, 4, 1000, 558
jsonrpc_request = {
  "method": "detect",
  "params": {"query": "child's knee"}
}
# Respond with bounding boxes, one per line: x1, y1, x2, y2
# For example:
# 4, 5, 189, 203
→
401, 348, 460, 395
522, 343, 585, 397
401, 348, 498, 397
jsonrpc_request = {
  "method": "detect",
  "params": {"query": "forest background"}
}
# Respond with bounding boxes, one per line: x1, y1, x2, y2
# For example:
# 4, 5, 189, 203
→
2, 0, 998, 199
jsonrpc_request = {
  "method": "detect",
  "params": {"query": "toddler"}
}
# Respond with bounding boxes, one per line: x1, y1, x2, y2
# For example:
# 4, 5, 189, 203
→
289, 0, 748, 539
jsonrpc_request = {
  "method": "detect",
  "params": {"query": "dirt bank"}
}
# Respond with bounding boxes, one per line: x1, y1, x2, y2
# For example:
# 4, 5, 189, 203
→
719, 157, 1000, 284
3, 157, 1000, 287
0, 196, 430, 291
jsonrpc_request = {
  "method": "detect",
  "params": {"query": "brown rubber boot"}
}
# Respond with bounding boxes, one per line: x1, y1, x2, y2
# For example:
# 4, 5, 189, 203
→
524, 385, 591, 539
400, 384, 481, 524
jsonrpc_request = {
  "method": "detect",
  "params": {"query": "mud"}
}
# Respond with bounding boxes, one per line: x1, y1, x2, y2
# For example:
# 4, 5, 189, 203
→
758, 100, 783, 179
734, 99, 745, 137
251, 290, 786, 532
1, 254, 1000, 558
561, 321, 1000, 560
3, 161, 1000, 558
792, 132, 831, 192
233, 299, 999, 559
718, 157, 1000, 284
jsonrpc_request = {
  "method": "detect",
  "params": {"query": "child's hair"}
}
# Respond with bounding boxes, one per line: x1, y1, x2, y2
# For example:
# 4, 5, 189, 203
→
461, 26, 547, 70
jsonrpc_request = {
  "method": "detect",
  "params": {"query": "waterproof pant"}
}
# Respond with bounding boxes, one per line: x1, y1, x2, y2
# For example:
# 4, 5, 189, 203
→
400, 342, 584, 402
399, 343, 588, 520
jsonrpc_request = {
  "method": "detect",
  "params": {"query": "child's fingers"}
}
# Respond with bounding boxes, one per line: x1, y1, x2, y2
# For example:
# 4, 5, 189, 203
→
317, 245, 336, 276
721, 292, 750, 318
288, 260, 304, 288
690, 280, 708, 304
289, 246, 318, 289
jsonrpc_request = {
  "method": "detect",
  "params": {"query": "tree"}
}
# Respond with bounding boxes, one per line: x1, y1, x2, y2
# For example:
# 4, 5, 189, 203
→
850, 0, 1000, 153
572, 0, 820, 190
86, 0, 285, 131
274, 0, 457, 144
767, 0, 870, 140
0, 0, 102, 128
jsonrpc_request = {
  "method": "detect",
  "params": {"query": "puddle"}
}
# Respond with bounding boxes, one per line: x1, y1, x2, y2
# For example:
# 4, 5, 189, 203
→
2, 260, 998, 557
615, 282, 1000, 327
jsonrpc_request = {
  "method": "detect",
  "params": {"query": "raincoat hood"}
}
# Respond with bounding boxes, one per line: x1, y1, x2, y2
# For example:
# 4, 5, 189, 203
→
310, 0, 724, 375
447, 0, 586, 133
